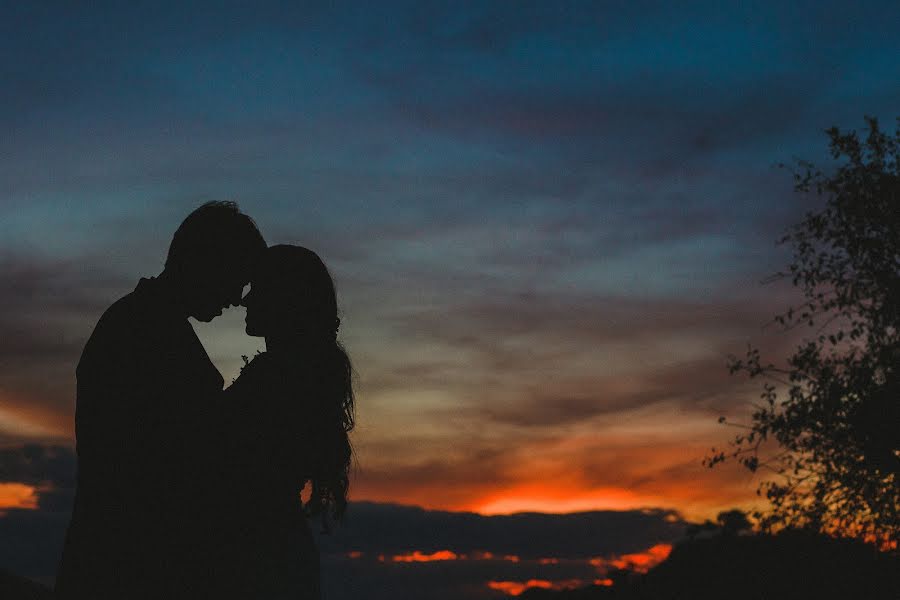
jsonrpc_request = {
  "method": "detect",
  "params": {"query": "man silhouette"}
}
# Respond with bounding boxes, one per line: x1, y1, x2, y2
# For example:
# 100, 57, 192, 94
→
55, 202, 266, 600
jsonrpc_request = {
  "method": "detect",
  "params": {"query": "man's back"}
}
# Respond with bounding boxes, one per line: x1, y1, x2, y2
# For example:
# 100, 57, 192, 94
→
56, 278, 223, 600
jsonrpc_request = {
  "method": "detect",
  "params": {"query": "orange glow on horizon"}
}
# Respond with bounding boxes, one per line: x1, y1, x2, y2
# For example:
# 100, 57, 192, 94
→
0, 394, 70, 438
391, 550, 459, 562
488, 579, 588, 596
590, 543, 672, 574
484, 543, 674, 596
471, 485, 646, 515
0, 483, 39, 510
368, 542, 676, 596
352, 432, 767, 523
352, 482, 760, 524
387, 549, 522, 563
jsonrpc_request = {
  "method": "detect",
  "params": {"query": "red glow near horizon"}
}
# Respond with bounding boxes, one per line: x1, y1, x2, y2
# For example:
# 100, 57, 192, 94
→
486, 542, 674, 596
590, 543, 672, 574
487, 579, 586, 596
374, 549, 525, 563
391, 550, 459, 563
471, 485, 645, 516
0, 483, 38, 510
350, 435, 769, 523
358, 543, 677, 596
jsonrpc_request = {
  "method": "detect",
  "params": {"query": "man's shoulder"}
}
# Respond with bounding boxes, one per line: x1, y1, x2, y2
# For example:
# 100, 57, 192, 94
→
94, 278, 177, 332
78, 280, 169, 368
90, 287, 149, 339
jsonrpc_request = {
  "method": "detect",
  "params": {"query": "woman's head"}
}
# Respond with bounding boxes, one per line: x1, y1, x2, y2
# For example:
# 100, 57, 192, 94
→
242, 245, 339, 343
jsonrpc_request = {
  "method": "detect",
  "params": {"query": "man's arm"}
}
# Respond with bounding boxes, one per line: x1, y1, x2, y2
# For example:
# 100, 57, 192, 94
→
75, 307, 162, 515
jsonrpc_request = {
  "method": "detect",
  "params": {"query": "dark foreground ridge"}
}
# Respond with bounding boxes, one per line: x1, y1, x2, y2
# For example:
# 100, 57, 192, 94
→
0, 569, 52, 600
522, 531, 900, 600
3, 530, 898, 599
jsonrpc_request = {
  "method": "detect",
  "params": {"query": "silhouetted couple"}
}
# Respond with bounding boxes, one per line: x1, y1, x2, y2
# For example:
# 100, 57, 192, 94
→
55, 202, 354, 599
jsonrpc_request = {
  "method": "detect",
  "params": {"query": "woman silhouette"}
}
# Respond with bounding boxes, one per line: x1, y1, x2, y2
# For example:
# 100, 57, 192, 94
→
213, 244, 354, 599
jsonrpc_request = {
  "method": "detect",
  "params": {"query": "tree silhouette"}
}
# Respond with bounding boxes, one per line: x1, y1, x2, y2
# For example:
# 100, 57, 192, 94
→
685, 520, 718, 541
707, 117, 900, 548
716, 510, 752, 537
683, 510, 752, 540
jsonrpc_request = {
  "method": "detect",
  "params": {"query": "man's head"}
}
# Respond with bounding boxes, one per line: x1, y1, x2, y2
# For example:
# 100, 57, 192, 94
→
165, 201, 266, 321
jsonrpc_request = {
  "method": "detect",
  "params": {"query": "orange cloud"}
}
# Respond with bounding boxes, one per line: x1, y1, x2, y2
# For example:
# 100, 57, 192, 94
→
472, 484, 645, 515
488, 579, 588, 596
387, 549, 522, 563
351, 407, 766, 523
485, 543, 675, 596
358, 418, 758, 526
0, 483, 38, 510
590, 543, 672, 574
0, 397, 67, 438
391, 550, 459, 563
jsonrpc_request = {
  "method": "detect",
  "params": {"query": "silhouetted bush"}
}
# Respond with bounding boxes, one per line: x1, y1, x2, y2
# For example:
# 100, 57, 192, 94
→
708, 117, 900, 547
0, 569, 53, 600
522, 530, 900, 600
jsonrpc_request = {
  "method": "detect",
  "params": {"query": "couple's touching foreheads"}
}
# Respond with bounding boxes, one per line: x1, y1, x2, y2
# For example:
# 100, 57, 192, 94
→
55, 202, 354, 600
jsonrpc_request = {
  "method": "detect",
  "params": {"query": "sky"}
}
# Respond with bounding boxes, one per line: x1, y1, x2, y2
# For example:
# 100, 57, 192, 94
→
1, 1, 898, 597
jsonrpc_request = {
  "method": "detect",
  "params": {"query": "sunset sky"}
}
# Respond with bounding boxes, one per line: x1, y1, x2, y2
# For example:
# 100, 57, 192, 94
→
1, 1, 898, 596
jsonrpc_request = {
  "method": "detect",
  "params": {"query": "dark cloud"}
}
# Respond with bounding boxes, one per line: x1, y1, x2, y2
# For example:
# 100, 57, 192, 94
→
0, 507, 70, 585
0, 254, 130, 437
318, 501, 684, 559
386, 80, 816, 166
319, 555, 590, 600
0, 444, 75, 490
478, 354, 761, 429
3, 1, 896, 201
349, 446, 523, 510
0, 445, 76, 583
0, 254, 126, 361
313, 502, 685, 599
360, 288, 792, 425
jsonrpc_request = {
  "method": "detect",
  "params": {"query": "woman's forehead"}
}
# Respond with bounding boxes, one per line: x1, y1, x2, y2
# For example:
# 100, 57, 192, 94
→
250, 265, 304, 292
251, 258, 282, 280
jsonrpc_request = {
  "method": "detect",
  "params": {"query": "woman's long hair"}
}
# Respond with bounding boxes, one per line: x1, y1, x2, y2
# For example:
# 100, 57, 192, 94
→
265, 245, 354, 528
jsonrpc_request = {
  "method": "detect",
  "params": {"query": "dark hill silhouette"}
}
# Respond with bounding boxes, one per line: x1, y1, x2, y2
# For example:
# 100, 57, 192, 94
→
0, 569, 53, 600
521, 531, 900, 600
